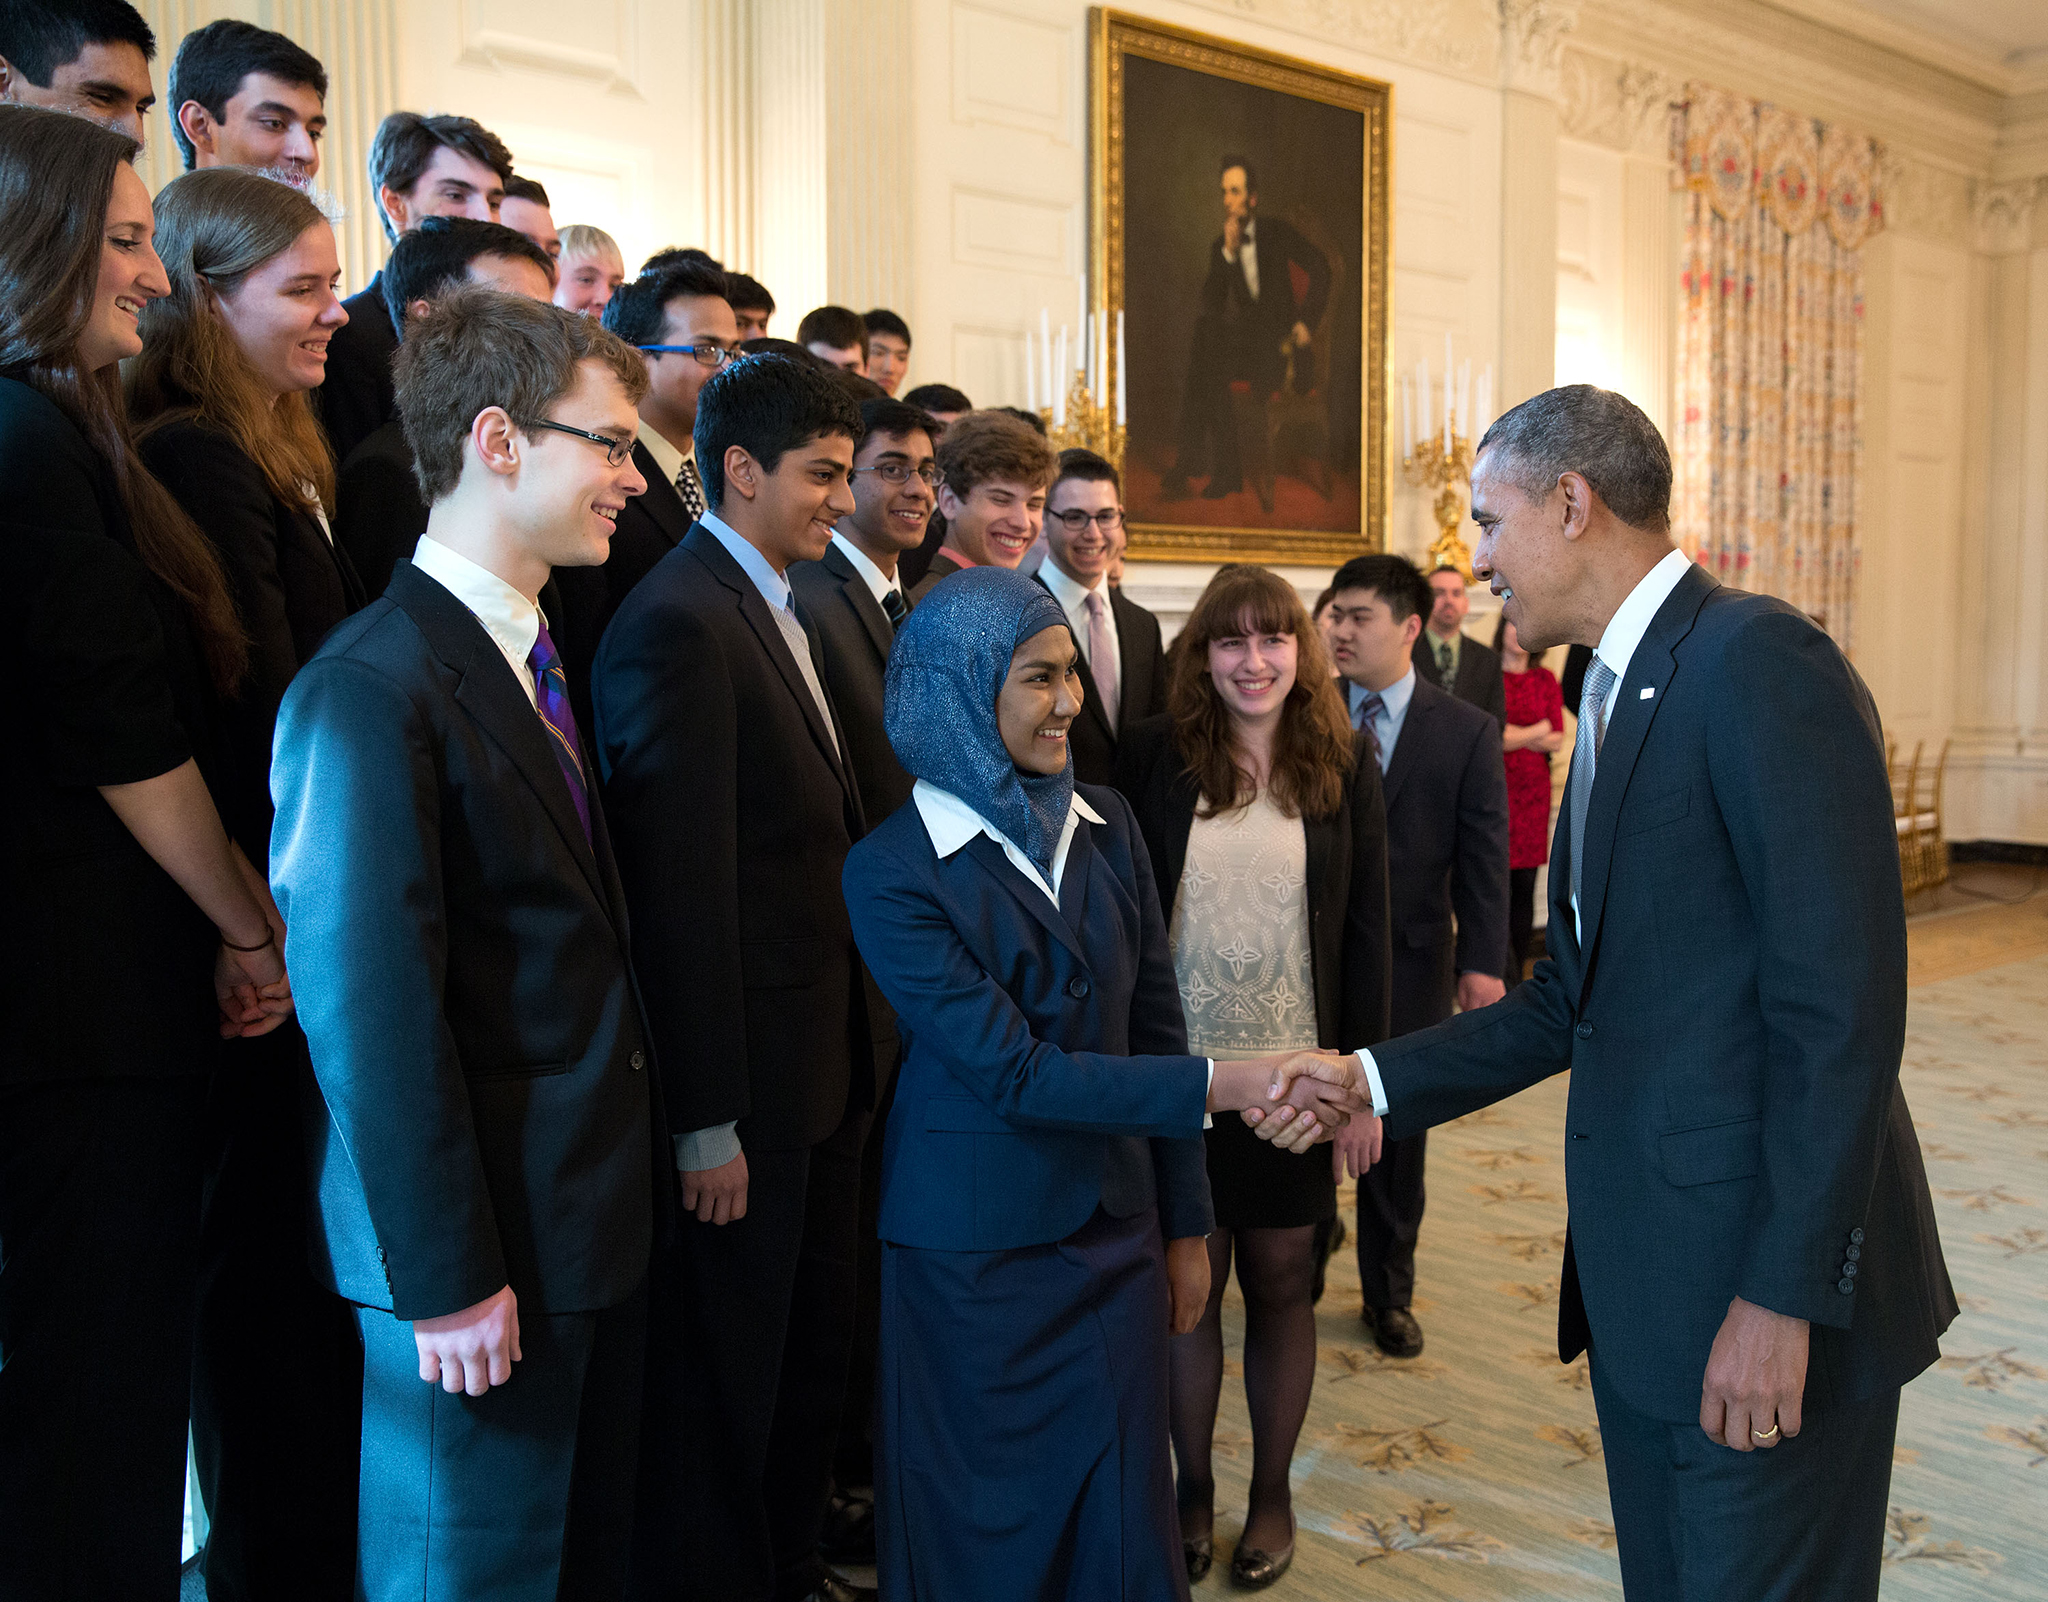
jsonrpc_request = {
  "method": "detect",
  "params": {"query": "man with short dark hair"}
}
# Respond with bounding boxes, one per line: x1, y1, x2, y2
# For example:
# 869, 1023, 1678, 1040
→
501, 173, 560, 266
167, 17, 325, 181
724, 272, 776, 340
1034, 449, 1165, 785
1355, 384, 1955, 1598
1323, 551, 1508, 1359
318, 110, 517, 466
799, 304, 868, 374
861, 308, 911, 396
901, 382, 969, 429
0, 0, 155, 142
272, 288, 660, 1602
908, 408, 1054, 603
594, 354, 876, 1602
1413, 564, 1506, 727
335, 219, 557, 595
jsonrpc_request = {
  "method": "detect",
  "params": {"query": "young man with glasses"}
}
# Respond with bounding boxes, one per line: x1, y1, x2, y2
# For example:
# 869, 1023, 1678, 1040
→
1035, 448, 1167, 784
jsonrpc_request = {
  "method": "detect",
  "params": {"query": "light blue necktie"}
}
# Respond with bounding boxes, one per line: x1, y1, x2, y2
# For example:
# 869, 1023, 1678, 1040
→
1568, 655, 1618, 920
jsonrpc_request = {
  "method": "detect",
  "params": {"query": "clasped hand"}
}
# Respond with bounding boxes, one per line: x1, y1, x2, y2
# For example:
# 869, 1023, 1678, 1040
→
1206, 1050, 1367, 1153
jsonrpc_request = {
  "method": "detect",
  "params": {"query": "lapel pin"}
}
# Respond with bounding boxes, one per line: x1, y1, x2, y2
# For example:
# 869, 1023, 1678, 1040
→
1639, 687, 1655, 700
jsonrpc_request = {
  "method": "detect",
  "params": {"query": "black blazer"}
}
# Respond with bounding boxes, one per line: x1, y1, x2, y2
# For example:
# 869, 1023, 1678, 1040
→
788, 541, 914, 825
315, 274, 399, 469
335, 417, 429, 600
550, 440, 695, 736
140, 416, 364, 857
1037, 574, 1168, 787
1374, 565, 1956, 1421
1413, 630, 1506, 728
1116, 716, 1391, 1056
593, 525, 872, 1153
1380, 676, 1511, 1034
270, 561, 662, 1321
1, 378, 225, 1084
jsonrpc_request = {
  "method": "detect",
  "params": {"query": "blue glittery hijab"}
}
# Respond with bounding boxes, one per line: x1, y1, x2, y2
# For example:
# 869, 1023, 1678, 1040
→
885, 567, 1076, 877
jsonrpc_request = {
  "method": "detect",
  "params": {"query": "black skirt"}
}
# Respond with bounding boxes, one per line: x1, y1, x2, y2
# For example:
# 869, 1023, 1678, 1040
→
1202, 1105, 1337, 1230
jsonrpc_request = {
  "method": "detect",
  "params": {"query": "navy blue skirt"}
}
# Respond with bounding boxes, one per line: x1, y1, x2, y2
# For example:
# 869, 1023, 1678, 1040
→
876, 1206, 1189, 1602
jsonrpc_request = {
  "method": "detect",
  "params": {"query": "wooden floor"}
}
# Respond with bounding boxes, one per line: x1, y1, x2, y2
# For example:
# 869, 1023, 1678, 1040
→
1906, 863, 2048, 986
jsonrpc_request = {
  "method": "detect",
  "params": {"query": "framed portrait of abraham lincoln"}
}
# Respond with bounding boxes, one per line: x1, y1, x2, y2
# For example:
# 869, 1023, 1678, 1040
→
1092, 10, 1390, 565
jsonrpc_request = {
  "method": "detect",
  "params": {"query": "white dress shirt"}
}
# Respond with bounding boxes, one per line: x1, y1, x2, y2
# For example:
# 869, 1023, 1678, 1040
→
409, 535, 541, 708
1224, 216, 1261, 301
830, 531, 903, 611
635, 416, 691, 486
1345, 665, 1417, 772
699, 508, 793, 611
1037, 559, 1119, 684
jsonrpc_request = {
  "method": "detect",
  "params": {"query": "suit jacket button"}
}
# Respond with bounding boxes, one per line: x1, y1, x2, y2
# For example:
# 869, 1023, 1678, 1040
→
1842, 1260, 1858, 1277
1575, 1021, 1594, 1039
1845, 1244, 1860, 1262
630, 1049, 646, 1071
1067, 975, 1090, 999
1849, 1228, 1865, 1245
1838, 1276, 1855, 1294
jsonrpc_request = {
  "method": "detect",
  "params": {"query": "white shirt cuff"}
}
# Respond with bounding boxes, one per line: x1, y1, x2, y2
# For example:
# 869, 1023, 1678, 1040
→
1356, 1049, 1388, 1117
1203, 1059, 1214, 1129
675, 1121, 741, 1172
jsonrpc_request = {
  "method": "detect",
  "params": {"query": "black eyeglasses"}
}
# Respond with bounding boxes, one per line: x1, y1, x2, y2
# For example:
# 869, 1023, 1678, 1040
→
513, 417, 636, 468
1048, 507, 1126, 533
851, 461, 940, 488
637, 343, 736, 368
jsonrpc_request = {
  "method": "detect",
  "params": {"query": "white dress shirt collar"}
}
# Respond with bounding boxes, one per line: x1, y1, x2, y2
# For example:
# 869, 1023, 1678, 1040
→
829, 531, 900, 609
911, 778, 1105, 906
635, 417, 689, 484
699, 507, 793, 612
1589, 548, 1694, 717
1036, 556, 1103, 614
410, 534, 542, 706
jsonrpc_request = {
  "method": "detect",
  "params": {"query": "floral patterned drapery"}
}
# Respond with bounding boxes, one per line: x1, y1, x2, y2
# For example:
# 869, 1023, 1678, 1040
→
1672, 83, 1884, 650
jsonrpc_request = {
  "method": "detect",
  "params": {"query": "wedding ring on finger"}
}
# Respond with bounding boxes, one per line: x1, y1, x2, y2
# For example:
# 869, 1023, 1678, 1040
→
1752, 1422, 1780, 1442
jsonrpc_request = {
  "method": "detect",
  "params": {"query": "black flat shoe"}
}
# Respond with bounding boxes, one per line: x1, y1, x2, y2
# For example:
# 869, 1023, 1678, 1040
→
1230, 1516, 1296, 1589
1362, 1303, 1425, 1357
1184, 1533, 1214, 1582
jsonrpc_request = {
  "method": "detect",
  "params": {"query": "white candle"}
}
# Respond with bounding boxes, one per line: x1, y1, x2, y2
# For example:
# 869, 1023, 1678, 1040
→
1477, 366, 1491, 436
1077, 279, 1086, 351
1054, 326, 1068, 424
1084, 312, 1095, 398
1458, 360, 1472, 441
1095, 314, 1107, 409
1040, 308, 1052, 408
1417, 359, 1430, 451
1025, 329, 1036, 413
1401, 373, 1412, 460
1115, 312, 1126, 426
1443, 334, 1454, 431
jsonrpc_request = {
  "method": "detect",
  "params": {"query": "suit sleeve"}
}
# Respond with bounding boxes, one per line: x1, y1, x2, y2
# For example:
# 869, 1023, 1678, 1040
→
592, 594, 752, 1137
270, 655, 507, 1321
1451, 716, 1511, 978
1481, 660, 1507, 730
1338, 740, 1393, 1052
1711, 610, 1907, 1329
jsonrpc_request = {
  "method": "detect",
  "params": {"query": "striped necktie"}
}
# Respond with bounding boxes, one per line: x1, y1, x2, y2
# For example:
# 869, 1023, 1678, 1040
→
1568, 654, 1618, 920
528, 621, 591, 845
881, 587, 908, 630
675, 457, 706, 523
1352, 689, 1386, 768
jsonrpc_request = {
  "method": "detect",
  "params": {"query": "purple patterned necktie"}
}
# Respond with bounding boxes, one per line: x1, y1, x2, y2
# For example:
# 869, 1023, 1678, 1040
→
528, 621, 591, 845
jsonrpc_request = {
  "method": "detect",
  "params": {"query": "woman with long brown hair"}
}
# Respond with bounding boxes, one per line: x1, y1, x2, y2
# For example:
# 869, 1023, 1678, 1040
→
127, 164, 366, 1601
1117, 564, 1391, 1588
0, 104, 290, 1600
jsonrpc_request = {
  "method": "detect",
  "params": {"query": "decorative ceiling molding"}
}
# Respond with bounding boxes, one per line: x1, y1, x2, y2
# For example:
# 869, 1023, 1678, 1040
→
1970, 176, 2045, 256
1560, 47, 1676, 156
1501, 0, 1580, 98
1172, 0, 1500, 86
1877, 150, 1975, 244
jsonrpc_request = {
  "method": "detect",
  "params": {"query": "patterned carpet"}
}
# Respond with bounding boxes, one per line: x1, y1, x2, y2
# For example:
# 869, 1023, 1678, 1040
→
1197, 915, 2048, 1598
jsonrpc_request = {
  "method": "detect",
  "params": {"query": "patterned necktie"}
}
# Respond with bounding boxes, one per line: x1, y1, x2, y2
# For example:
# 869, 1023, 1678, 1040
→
881, 587, 908, 630
1435, 637, 1455, 684
1353, 689, 1386, 768
675, 457, 705, 523
527, 621, 592, 845
1084, 589, 1120, 729
1568, 654, 1618, 921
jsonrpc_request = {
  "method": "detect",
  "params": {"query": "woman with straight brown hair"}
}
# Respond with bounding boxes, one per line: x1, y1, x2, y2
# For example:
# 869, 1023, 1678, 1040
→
0, 103, 291, 1602
1117, 564, 1391, 1588
128, 163, 366, 1601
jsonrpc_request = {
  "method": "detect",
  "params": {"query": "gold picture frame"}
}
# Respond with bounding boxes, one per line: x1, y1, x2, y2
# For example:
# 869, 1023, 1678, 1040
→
1092, 9, 1391, 566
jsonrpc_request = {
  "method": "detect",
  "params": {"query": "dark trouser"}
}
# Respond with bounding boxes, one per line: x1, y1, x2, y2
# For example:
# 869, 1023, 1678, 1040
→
632, 1102, 870, 1602
192, 1029, 362, 1602
354, 1279, 647, 1602
1171, 315, 1277, 491
1591, 1346, 1898, 1600
1354, 1129, 1426, 1309
0, 1074, 208, 1602
835, 1056, 900, 1492
1507, 866, 1539, 989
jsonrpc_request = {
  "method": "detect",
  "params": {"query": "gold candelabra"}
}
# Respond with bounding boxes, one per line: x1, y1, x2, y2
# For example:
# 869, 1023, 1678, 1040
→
1404, 432, 1475, 581
1038, 371, 1126, 477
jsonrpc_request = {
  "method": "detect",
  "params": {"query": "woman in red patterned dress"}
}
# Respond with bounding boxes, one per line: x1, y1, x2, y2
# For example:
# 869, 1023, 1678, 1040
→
1494, 614, 1564, 988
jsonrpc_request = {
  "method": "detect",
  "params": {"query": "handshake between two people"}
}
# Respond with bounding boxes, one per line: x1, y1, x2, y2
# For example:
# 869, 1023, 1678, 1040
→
1203, 1050, 1382, 1170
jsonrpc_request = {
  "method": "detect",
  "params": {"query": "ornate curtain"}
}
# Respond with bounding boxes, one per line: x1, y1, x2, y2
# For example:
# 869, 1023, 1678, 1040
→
1672, 84, 1884, 650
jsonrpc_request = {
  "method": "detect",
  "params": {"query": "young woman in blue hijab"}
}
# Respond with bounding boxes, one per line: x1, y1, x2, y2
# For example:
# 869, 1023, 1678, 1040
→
842, 567, 1367, 1600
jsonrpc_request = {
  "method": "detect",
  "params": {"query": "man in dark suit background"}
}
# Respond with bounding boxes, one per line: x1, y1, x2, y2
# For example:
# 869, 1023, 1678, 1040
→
333, 218, 555, 596
1324, 552, 1509, 1358
1413, 563, 1506, 728
271, 290, 662, 1600
594, 355, 875, 1602
317, 111, 514, 466
1161, 154, 1330, 502
1032, 448, 1166, 786
1354, 386, 1954, 1598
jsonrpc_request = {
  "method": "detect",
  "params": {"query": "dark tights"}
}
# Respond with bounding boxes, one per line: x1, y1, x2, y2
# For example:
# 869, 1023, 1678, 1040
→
1168, 1225, 1318, 1554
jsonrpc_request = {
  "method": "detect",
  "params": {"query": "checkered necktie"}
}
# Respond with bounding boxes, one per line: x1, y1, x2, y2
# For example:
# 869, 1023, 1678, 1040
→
675, 458, 706, 523
1568, 654, 1617, 916
528, 621, 591, 845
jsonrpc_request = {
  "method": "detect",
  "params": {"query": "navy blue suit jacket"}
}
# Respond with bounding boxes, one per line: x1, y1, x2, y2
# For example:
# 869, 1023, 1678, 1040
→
843, 783, 1214, 1252
1374, 564, 1955, 1420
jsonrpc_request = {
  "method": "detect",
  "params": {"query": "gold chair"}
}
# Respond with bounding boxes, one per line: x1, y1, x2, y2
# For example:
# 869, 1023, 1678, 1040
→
1904, 739, 1950, 894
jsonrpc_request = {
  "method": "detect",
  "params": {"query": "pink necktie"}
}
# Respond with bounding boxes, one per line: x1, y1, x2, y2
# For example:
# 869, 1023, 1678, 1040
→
1085, 589, 1119, 730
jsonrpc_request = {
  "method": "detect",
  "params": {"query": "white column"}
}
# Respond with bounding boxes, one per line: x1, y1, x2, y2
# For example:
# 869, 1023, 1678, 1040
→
1497, 3, 1578, 410
824, 0, 913, 314
697, 0, 759, 279
752, 0, 829, 324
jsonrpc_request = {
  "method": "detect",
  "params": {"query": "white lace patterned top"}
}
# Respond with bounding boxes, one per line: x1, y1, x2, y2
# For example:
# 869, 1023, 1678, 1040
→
1167, 790, 1319, 1060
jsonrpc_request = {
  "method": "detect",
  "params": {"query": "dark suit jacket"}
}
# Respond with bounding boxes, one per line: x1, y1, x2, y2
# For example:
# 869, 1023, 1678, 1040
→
270, 561, 661, 1320
139, 417, 365, 857
334, 417, 428, 600
1037, 574, 1168, 787
1200, 213, 1331, 388
1116, 717, 1391, 1056
315, 274, 400, 469
593, 526, 871, 1154
905, 545, 968, 606
1380, 676, 1511, 1034
1413, 630, 1506, 729
550, 441, 695, 736
1373, 565, 1956, 1421
843, 784, 1213, 1251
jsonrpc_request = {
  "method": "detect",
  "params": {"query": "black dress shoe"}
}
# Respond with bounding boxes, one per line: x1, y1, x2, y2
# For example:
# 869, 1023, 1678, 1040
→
1200, 475, 1241, 498
1160, 468, 1193, 499
1362, 1304, 1425, 1357
1185, 1532, 1214, 1582
819, 1487, 876, 1566
1229, 1515, 1295, 1589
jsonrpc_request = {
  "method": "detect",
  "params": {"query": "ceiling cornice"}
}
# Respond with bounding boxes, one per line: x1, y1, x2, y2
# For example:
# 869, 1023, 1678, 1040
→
1754, 0, 2047, 97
